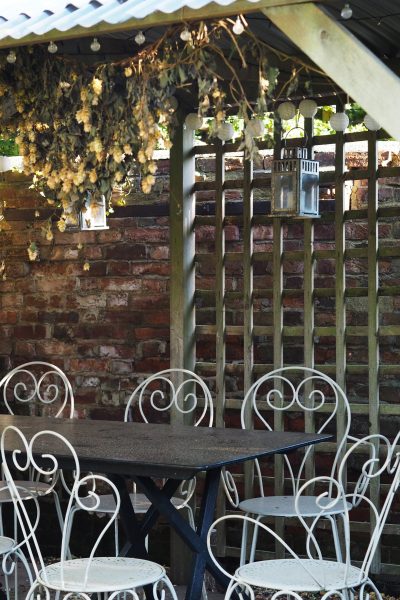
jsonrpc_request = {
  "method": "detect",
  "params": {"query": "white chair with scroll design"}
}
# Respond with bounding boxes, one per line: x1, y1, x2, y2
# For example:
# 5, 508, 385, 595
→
222, 366, 352, 565
1, 425, 178, 600
210, 433, 400, 600
65, 368, 214, 555
0, 491, 33, 600
0, 361, 75, 533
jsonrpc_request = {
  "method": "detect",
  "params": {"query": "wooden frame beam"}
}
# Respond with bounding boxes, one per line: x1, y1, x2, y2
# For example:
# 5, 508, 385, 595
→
263, 2, 400, 140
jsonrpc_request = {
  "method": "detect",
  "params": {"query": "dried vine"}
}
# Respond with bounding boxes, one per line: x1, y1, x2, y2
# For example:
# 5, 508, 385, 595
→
0, 19, 324, 267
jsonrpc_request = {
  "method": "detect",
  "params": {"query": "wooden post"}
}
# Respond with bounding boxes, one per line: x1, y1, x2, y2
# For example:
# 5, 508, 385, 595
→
169, 112, 196, 583
215, 138, 227, 556
272, 115, 284, 558
367, 130, 380, 573
303, 115, 315, 485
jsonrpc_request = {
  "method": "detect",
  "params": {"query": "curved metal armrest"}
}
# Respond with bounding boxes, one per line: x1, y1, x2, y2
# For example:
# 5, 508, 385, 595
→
221, 468, 240, 508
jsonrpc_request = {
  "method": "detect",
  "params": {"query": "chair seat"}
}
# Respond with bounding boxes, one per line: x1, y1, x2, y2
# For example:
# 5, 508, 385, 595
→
0, 480, 51, 503
78, 492, 185, 514
235, 558, 363, 592
238, 495, 351, 517
0, 536, 15, 555
39, 556, 166, 593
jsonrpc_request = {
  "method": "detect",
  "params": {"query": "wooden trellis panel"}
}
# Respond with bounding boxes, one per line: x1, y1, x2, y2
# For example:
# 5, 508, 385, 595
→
187, 120, 400, 574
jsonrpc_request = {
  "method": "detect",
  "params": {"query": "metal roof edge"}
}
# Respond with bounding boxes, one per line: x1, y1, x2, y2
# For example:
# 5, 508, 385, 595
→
0, 0, 310, 49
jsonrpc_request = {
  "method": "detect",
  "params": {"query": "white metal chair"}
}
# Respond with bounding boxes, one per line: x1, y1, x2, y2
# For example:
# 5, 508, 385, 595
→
222, 366, 352, 565
1, 425, 178, 600
0, 361, 75, 534
65, 368, 214, 555
0, 510, 33, 600
210, 432, 400, 600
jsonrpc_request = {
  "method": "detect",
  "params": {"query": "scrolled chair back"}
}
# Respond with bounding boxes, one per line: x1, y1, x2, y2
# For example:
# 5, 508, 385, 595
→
124, 368, 214, 427
222, 366, 351, 506
0, 425, 120, 591
0, 361, 74, 418
244, 367, 351, 495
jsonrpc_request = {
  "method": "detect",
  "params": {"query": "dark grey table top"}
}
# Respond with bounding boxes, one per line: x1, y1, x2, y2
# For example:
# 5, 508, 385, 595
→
0, 415, 332, 479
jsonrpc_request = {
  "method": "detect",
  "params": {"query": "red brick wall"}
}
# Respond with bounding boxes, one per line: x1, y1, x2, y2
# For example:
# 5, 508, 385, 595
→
0, 167, 171, 417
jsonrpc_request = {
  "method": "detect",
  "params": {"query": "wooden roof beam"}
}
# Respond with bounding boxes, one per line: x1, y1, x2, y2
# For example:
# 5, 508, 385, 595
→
263, 2, 400, 140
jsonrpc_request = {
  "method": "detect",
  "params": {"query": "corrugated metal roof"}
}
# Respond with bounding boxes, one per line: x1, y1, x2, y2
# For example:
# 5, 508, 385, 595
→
0, 0, 266, 42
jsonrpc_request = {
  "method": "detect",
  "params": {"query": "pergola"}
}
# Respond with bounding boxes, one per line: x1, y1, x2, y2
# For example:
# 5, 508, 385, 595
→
1, 0, 400, 581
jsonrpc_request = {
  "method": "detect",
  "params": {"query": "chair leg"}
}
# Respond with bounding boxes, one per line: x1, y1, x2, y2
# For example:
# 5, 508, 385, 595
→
328, 514, 343, 562
114, 516, 119, 557
240, 513, 250, 566
64, 506, 78, 559
249, 515, 262, 564
52, 490, 65, 533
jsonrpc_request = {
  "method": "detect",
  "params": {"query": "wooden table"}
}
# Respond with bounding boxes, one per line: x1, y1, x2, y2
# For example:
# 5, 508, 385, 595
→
0, 415, 331, 600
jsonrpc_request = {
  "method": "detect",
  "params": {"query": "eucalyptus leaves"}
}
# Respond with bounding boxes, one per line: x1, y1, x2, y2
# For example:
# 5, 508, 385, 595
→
0, 20, 305, 228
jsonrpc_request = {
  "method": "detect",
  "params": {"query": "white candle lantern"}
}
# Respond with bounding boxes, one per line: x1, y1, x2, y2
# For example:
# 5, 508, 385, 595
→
271, 146, 319, 218
80, 194, 109, 230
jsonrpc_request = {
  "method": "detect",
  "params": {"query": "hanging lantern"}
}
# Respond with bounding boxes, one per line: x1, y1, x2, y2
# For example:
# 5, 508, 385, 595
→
271, 146, 319, 218
80, 194, 109, 230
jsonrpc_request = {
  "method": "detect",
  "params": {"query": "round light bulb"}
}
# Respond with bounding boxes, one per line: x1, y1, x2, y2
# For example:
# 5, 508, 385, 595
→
341, 3, 353, 19
217, 122, 235, 142
299, 99, 318, 119
6, 50, 16, 64
90, 37, 101, 52
277, 101, 296, 121
48, 41, 58, 54
180, 27, 192, 42
135, 31, 146, 45
185, 113, 204, 130
329, 111, 349, 132
364, 114, 381, 131
232, 16, 244, 35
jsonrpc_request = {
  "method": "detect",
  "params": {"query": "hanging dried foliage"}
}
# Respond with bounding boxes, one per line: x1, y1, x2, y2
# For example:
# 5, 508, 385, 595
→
0, 19, 317, 231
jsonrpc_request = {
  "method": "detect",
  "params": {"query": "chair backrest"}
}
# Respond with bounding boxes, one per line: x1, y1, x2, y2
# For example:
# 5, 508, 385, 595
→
211, 433, 400, 591
0, 425, 120, 590
124, 368, 214, 427
241, 366, 351, 497
0, 361, 74, 418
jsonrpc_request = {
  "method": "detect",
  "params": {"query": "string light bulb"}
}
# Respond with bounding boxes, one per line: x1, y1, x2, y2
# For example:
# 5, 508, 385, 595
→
180, 26, 192, 42
341, 3, 353, 19
134, 31, 146, 45
232, 16, 244, 35
6, 50, 16, 64
48, 41, 58, 54
90, 37, 101, 52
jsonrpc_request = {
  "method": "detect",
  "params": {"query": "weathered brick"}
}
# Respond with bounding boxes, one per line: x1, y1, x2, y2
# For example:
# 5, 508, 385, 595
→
107, 261, 131, 276
0, 311, 17, 324
104, 244, 147, 260
69, 358, 109, 373
35, 340, 74, 356
14, 324, 47, 338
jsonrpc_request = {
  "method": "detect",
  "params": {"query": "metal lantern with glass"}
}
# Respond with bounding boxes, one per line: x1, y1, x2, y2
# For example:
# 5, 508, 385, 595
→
80, 193, 109, 230
271, 141, 319, 218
